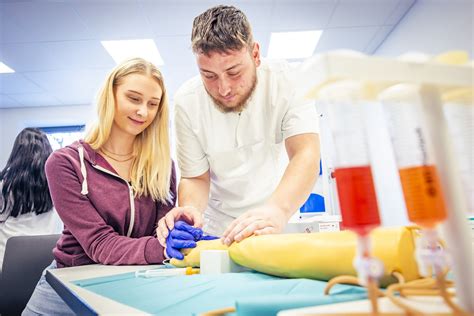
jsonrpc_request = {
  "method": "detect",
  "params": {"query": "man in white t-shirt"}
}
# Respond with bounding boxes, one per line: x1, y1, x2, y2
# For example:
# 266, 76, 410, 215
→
157, 5, 320, 251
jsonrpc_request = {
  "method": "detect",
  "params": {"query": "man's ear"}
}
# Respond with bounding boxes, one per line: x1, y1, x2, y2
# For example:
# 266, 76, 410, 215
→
252, 42, 261, 66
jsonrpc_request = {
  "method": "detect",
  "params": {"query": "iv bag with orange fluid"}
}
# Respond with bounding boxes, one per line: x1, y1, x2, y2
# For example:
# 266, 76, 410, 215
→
378, 84, 447, 228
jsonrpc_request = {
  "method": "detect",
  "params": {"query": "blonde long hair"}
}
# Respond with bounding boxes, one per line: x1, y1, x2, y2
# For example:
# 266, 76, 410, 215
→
85, 57, 172, 203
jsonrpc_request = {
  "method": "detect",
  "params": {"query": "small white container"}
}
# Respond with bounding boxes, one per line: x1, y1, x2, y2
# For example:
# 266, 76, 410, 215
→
200, 250, 248, 274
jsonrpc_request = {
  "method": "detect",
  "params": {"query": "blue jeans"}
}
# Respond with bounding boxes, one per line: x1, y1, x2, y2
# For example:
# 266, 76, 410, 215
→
22, 261, 75, 316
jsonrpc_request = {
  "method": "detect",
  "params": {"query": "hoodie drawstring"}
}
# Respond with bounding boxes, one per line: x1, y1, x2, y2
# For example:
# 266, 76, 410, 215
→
78, 146, 89, 195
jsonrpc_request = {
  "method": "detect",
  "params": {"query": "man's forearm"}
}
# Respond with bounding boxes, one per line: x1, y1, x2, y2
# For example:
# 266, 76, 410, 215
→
268, 136, 320, 218
178, 174, 210, 213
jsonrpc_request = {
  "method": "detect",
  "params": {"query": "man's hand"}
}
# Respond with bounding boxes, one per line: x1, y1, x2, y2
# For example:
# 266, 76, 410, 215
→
221, 204, 289, 246
156, 206, 203, 247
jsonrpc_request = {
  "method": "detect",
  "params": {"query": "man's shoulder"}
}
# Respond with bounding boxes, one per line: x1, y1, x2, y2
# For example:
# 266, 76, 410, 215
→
174, 75, 204, 102
259, 60, 297, 92
257, 60, 298, 103
260, 59, 293, 77
174, 75, 213, 117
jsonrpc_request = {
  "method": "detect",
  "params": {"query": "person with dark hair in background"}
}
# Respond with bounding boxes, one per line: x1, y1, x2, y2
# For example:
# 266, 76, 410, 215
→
156, 5, 320, 252
0, 127, 63, 273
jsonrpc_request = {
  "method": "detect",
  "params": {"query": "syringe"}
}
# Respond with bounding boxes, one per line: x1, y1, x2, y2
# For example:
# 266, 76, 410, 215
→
135, 267, 199, 278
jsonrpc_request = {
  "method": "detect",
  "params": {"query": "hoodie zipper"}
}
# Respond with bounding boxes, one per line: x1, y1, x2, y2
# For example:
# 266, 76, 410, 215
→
92, 164, 136, 237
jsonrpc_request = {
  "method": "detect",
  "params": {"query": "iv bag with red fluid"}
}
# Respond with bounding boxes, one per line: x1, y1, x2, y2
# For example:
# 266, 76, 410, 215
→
335, 166, 381, 236
316, 80, 382, 237
317, 80, 384, 302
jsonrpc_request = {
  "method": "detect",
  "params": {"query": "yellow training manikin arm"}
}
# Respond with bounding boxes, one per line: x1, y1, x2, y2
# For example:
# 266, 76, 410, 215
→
171, 226, 420, 287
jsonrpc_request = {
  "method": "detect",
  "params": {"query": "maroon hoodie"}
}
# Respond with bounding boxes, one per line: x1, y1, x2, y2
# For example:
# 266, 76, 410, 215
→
45, 140, 176, 268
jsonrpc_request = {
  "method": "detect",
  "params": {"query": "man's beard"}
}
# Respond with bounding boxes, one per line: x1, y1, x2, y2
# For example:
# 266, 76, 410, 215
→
208, 71, 257, 114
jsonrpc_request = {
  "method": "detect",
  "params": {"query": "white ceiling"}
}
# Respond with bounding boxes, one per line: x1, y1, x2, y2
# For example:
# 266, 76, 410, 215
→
0, 0, 416, 109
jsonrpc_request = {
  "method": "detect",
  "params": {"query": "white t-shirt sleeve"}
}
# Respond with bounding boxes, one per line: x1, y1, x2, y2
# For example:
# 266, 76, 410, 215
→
282, 93, 320, 140
174, 102, 210, 178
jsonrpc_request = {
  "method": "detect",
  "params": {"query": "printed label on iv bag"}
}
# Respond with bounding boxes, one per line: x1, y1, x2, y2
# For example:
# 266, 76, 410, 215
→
382, 100, 447, 226
382, 100, 436, 168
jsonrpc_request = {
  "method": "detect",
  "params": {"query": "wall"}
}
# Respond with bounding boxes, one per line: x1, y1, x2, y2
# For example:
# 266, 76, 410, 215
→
0, 104, 94, 168
1, 0, 472, 227
376, 0, 473, 57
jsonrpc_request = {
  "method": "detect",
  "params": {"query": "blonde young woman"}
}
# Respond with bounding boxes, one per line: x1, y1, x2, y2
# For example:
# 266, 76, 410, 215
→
23, 58, 176, 316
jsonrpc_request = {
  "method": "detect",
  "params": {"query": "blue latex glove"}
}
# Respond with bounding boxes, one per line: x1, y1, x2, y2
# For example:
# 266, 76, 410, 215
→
165, 223, 197, 260
174, 221, 219, 241
200, 234, 219, 240
175, 221, 203, 240
165, 221, 218, 259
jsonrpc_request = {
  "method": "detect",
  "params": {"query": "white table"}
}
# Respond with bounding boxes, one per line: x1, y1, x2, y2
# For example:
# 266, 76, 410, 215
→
46, 264, 159, 315
278, 295, 461, 315
48, 264, 467, 316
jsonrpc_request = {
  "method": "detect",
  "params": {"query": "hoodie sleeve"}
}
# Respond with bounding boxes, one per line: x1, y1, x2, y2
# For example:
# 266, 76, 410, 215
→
45, 150, 166, 265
